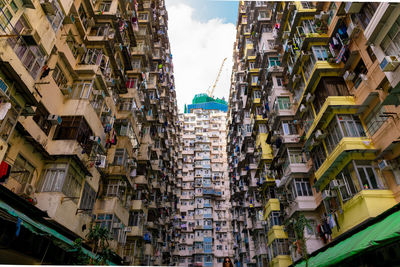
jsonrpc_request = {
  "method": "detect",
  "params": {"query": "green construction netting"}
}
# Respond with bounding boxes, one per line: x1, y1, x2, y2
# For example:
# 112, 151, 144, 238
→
295, 210, 400, 267
191, 93, 227, 105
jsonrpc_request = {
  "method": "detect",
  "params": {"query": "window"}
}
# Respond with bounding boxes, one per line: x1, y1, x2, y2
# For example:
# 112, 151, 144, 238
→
98, 1, 111, 12
311, 143, 326, 170
44, 0, 65, 32
277, 97, 291, 110
53, 116, 93, 154
325, 115, 366, 153
365, 104, 387, 136
113, 148, 127, 165
251, 75, 258, 84
276, 76, 284, 87
33, 102, 52, 135
126, 78, 138, 89
79, 182, 96, 211
66, 30, 79, 58
38, 163, 84, 203
287, 148, 304, 164
352, 2, 379, 30
292, 178, 313, 197
271, 239, 290, 258
269, 57, 281, 67
282, 121, 297, 135
10, 154, 35, 184
367, 46, 376, 63
337, 168, 358, 201
356, 163, 381, 190
216, 245, 222, 250
71, 80, 93, 99
52, 64, 68, 88
106, 180, 126, 199
312, 46, 328, 61
268, 211, 282, 227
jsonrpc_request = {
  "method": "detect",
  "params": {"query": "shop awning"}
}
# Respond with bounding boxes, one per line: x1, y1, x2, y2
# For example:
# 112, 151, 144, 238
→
294, 208, 400, 267
0, 200, 117, 265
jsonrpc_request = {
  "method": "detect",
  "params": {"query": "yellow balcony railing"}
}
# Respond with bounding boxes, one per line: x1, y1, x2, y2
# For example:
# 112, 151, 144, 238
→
332, 190, 396, 239
306, 96, 358, 140
264, 198, 280, 219
267, 225, 288, 245
315, 137, 376, 190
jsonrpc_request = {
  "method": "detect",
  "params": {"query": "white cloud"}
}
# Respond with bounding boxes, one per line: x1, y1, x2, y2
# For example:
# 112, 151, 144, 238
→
165, 1, 236, 112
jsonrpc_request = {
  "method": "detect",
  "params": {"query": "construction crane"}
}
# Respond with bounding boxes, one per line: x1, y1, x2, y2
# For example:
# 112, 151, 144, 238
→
207, 57, 227, 98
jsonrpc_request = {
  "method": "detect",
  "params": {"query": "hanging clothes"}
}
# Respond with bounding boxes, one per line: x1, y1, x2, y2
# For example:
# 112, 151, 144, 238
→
0, 102, 11, 120
317, 224, 327, 243
0, 161, 11, 183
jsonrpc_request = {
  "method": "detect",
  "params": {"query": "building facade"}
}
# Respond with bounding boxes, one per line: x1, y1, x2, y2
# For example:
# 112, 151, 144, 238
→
228, 1, 400, 267
0, 0, 180, 265
175, 94, 234, 266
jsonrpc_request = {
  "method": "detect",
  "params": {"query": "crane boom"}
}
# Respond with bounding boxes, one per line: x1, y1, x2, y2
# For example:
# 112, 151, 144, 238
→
207, 58, 227, 98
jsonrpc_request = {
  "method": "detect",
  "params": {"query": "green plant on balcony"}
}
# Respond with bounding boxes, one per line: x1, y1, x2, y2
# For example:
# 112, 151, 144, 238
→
71, 224, 114, 265
285, 213, 313, 267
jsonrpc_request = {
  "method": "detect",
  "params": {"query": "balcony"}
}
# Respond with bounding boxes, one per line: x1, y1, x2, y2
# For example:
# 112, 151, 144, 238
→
295, 61, 344, 114
267, 226, 288, 245
286, 196, 318, 217
314, 137, 377, 190
332, 190, 396, 239
133, 175, 148, 186
127, 225, 144, 237
131, 200, 146, 211
263, 198, 280, 220
305, 96, 358, 141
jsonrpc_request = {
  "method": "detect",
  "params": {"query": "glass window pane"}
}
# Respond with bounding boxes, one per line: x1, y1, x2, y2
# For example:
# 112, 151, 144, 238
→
366, 167, 378, 189
358, 167, 369, 189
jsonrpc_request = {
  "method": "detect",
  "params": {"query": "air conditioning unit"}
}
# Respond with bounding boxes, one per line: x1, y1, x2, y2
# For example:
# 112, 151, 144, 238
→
299, 104, 307, 113
347, 21, 360, 40
47, 114, 62, 125
89, 136, 101, 144
315, 129, 326, 140
330, 179, 339, 189
343, 70, 356, 81
306, 93, 315, 103
380, 56, 400, 72
96, 155, 107, 168
19, 183, 35, 196
292, 74, 301, 83
322, 189, 335, 200
378, 160, 391, 171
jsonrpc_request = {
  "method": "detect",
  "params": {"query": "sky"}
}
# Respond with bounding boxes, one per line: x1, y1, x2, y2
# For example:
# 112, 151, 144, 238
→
165, 0, 238, 112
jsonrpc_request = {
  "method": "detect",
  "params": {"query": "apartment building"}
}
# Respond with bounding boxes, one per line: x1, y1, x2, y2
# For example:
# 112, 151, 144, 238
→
175, 94, 234, 266
0, 0, 180, 265
228, 1, 400, 267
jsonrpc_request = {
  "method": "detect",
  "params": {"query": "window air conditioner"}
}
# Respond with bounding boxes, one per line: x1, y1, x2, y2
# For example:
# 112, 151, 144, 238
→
380, 56, 400, 72
47, 114, 62, 125
299, 104, 307, 113
315, 129, 326, 140
343, 70, 356, 81
306, 93, 315, 103
89, 136, 101, 144
19, 182, 36, 196
378, 160, 391, 171
329, 179, 339, 189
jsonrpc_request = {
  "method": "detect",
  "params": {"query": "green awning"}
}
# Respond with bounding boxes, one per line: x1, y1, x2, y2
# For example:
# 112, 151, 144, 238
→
295, 209, 400, 267
0, 200, 116, 265
382, 83, 400, 106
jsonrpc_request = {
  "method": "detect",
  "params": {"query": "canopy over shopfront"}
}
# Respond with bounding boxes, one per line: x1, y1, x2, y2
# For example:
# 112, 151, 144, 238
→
294, 203, 400, 267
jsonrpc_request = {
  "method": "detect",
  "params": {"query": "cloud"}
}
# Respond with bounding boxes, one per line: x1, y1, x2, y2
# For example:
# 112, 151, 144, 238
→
165, 1, 236, 112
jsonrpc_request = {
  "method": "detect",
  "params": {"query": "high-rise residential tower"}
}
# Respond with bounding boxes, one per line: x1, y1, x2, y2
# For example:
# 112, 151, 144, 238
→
228, 1, 400, 267
175, 94, 234, 266
0, 0, 180, 265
